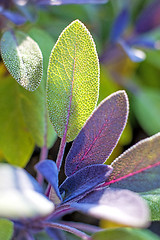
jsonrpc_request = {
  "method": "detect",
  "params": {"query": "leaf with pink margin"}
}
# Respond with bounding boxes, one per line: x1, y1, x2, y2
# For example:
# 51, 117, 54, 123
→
71, 188, 149, 228
104, 133, 160, 192
65, 90, 129, 176
60, 164, 112, 203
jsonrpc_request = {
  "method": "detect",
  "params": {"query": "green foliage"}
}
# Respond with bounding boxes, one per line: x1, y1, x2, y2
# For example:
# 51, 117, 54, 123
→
93, 228, 160, 240
0, 218, 13, 240
141, 188, 160, 221
0, 64, 34, 167
47, 19, 99, 142
1, 30, 43, 91
132, 88, 160, 135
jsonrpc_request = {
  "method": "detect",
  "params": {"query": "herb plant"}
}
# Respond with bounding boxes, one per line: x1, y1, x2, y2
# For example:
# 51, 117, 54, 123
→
0, 18, 160, 240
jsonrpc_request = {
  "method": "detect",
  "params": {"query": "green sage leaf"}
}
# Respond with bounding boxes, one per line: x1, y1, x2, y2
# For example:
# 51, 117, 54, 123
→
1, 30, 43, 91
47, 20, 99, 142
0, 218, 13, 240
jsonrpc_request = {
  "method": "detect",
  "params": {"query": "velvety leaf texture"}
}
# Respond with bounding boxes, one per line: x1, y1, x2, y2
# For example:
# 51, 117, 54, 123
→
65, 90, 128, 176
47, 20, 99, 142
0, 218, 13, 240
104, 133, 160, 192
59, 164, 112, 203
1, 30, 43, 91
0, 164, 54, 218
71, 188, 149, 227
93, 228, 160, 240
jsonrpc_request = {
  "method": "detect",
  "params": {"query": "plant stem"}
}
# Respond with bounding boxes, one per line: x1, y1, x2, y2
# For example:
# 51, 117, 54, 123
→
42, 222, 92, 240
37, 145, 48, 185
59, 221, 102, 233
56, 134, 66, 171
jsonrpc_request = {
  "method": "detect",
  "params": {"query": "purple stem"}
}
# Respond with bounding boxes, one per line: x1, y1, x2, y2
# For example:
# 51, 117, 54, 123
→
59, 221, 102, 233
42, 222, 92, 240
56, 134, 66, 171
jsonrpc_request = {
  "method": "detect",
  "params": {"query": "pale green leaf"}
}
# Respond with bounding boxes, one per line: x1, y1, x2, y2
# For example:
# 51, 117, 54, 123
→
47, 20, 99, 142
132, 88, 160, 135
0, 218, 13, 240
0, 63, 35, 167
92, 228, 160, 240
141, 188, 160, 221
1, 30, 43, 91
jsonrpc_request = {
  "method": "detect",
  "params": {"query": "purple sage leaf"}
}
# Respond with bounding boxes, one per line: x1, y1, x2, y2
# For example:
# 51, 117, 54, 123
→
110, 8, 129, 42
35, 160, 62, 204
60, 164, 112, 203
104, 133, 160, 193
71, 188, 149, 228
65, 90, 128, 176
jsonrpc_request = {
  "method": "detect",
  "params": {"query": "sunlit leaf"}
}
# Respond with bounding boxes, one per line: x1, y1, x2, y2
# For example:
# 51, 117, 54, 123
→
65, 91, 128, 176
60, 164, 112, 203
141, 188, 160, 221
47, 20, 99, 142
93, 228, 160, 240
1, 30, 43, 91
0, 218, 13, 240
0, 64, 35, 167
105, 133, 160, 192
71, 188, 149, 227
132, 88, 160, 135
0, 164, 54, 218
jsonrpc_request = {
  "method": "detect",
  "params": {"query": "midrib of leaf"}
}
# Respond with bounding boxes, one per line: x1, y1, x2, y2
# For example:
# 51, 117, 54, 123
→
104, 161, 160, 187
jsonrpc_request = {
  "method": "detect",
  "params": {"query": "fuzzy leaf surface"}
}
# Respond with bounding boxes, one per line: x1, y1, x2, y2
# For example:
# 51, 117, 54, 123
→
0, 164, 54, 218
47, 20, 99, 142
65, 91, 128, 176
0, 218, 13, 240
1, 30, 43, 91
104, 133, 160, 192
59, 164, 112, 203
93, 228, 160, 240
36, 160, 62, 204
71, 188, 149, 228
141, 188, 160, 221
0, 64, 34, 167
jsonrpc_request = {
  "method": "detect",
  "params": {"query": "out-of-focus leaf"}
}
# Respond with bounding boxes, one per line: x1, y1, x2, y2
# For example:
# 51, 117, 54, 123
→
60, 164, 112, 203
35, 231, 52, 240
18, 28, 57, 148
119, 121, 132, 146
0, 9, 26, 25
118, 39, 146, 62
0, 218, 13, 240
47, 20, 99, 142
71, 188, 149, 227
110, 8, 129, 42
0, 64, 35, 167
37, 0, 108, 5
132, 88, 160, 135
135, 0, 160, 34
65, 91, 128, 176
1, 30, 43, 91
0, 164, 54, 218
105, 133, 160, 192
46, 228, 66, 240
36, 160, 62, 204
92, 228, 160, 240
141, 188, 160, 221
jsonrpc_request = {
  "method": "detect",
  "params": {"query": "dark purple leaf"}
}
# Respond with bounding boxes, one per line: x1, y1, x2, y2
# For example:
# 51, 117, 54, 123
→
110, 8, 129, 42
65, 91, 128, 176
35, 160, 62, 204
37, 0, 108, 5
118, 39, 146, 62
71, 188, 149, 227
104, 133, 160, 193
135, 0, 160, 34
46, 228, 66, 240
1, 9, 26, 25
60, 164, 112, 203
